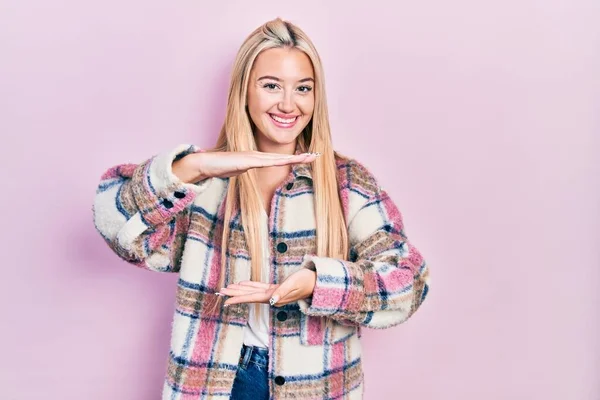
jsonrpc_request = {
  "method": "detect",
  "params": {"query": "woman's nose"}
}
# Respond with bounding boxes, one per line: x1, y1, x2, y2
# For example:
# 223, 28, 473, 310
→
278, 91, 294, 113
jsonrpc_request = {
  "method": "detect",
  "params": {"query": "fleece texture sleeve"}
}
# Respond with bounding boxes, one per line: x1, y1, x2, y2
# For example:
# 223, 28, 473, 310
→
92, 144, 212, 272
297, 186, 430, 329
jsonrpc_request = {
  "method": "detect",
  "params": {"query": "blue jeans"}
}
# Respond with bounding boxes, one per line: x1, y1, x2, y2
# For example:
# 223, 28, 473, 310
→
230, 345, 270, 400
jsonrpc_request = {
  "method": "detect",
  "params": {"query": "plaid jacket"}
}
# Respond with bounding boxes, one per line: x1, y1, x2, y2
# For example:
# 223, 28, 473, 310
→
93, 144, 430, 400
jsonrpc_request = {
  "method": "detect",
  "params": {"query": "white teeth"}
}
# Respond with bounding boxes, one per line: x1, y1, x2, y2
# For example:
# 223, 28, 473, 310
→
271, 114, 297, 124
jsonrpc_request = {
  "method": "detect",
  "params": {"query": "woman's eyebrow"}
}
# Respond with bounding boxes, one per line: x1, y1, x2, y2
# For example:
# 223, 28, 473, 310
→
257, 75, 314, 83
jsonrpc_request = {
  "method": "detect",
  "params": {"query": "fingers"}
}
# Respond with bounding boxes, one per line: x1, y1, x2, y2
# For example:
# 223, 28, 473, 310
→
255, 153, 319, 168
269, 269, 316, 306
218, 282, 279, 306
249, 151, 296, 159
223, 291, 271, 306
272, 288, 300, 306
233, 281, 274, 289
221, 281, 275, 291
219, 283, 262, 296
217, 270, 315, 307
229, 152, 320, 175
219, 288, 265, 297
202, 151, 321, 179
241, 155, 292, 170
249, 151, 319, 161
288, 153, 320, 164
269, 278, 297, 306
279, 153, 319, 165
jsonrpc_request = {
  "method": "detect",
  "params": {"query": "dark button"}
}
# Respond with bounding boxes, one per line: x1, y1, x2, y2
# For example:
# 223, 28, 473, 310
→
276, 242, 288, 253
162, 199, 174, 209
173, 191, 185, 199
274, 376, 286, 385
285, 182, 294, 190
276, 311, 288, 321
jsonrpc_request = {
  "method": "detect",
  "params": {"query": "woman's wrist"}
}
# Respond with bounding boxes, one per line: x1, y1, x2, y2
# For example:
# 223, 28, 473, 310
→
172, 154, 206, 184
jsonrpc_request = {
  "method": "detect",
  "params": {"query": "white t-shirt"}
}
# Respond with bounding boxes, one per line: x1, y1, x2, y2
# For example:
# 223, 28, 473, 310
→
242, 209, 271, 348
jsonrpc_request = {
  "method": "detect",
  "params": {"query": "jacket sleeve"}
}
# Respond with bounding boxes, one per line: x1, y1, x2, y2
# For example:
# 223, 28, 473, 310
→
296, 186, 430, 329
92, 144, 212, 273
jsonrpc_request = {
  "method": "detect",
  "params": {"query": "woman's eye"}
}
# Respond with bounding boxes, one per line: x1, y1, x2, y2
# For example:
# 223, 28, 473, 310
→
262, 83, 312, 93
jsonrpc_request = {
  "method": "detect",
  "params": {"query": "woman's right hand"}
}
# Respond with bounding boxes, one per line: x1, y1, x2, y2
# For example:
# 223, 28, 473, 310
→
172, 150, 319, 183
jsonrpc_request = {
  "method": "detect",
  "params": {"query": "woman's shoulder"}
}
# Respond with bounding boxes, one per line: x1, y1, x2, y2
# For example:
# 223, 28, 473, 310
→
334, 151, 382, 200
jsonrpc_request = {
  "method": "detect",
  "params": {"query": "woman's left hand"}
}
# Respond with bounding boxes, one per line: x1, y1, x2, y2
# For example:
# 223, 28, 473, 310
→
218, 268, 317, 307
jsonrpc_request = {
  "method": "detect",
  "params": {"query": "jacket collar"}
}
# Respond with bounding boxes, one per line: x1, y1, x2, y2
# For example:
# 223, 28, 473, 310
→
292, 145, 313, 181
292, 163, 312, 180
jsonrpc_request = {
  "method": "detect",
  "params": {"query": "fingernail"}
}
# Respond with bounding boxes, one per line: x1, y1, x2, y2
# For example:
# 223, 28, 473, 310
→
215, 292, 223, 296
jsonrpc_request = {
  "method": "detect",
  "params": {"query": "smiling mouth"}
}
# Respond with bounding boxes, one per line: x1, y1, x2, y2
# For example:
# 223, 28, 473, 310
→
269, 113, 299, 128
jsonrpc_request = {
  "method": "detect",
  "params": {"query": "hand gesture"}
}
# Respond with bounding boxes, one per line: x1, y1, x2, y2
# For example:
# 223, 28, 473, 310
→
217, 268, 317, 307
173, 150, 319, 183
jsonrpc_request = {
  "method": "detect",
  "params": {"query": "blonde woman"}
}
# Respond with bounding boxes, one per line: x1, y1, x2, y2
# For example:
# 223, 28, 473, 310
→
93, 17, 430, 400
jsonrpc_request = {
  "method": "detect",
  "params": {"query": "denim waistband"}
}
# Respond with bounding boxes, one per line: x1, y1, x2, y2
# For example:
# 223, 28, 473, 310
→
239, 344, 269, 368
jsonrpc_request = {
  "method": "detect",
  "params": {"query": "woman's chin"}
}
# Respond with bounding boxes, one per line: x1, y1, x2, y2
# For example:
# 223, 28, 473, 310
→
259, 129, 303, 145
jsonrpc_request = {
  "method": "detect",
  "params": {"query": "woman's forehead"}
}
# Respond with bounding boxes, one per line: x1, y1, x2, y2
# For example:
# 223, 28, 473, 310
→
251, 48, 314, 80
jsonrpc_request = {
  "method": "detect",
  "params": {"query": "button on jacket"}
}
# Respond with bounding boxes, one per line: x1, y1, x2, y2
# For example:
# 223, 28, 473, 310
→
93, 144, 430, 399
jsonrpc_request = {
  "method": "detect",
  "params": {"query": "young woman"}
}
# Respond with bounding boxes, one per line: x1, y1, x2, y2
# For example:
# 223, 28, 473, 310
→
93, 17, 430, 400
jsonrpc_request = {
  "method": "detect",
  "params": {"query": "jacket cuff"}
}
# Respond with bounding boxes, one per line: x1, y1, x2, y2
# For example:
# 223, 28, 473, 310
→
297, 254, 365, 318
129, 144, 211, 227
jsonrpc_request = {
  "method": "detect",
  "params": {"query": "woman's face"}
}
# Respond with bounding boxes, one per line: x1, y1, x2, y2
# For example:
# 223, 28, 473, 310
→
247, 47, 315, 152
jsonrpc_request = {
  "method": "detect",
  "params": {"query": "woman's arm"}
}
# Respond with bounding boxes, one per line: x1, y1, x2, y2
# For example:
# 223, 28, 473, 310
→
297, 186, 430, 329
93, 145, 317, 273
92, 144, 212, 273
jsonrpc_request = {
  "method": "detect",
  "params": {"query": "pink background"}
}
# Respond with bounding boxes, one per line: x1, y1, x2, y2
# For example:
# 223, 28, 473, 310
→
1, 0, 598, 399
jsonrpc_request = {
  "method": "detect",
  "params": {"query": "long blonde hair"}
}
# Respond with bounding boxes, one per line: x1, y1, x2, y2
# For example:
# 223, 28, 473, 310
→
208, 18, 348, 299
